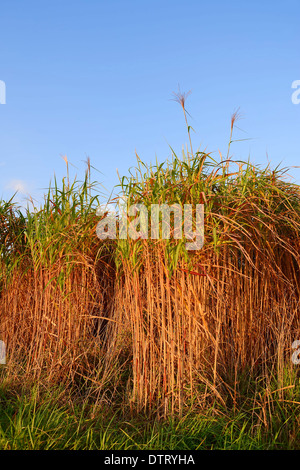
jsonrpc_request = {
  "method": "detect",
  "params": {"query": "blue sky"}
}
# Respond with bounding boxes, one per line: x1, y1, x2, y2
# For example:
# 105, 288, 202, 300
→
0, 0, 299, 207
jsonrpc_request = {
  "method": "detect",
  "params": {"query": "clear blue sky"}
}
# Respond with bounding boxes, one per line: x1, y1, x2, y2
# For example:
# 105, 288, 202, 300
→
0, 0, 299, 207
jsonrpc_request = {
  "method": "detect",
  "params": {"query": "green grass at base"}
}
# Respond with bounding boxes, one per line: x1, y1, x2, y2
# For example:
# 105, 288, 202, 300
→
0, 385, 299, 450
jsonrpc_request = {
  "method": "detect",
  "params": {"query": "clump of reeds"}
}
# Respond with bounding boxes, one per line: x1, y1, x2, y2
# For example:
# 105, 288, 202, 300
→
0, 162, 120, 399
1, 95, 300, 417
108, 93, 300, 414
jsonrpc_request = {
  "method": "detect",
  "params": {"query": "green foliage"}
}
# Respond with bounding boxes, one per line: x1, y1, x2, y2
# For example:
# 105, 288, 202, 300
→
1, 378, 300, 450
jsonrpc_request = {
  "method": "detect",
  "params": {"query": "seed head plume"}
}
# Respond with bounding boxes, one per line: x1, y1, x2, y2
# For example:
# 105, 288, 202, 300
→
227, 107, 243, 160
85, 156, 91, 178
172, 86, 194, 156
230, 107, 242, 133
172, 86, 192, 113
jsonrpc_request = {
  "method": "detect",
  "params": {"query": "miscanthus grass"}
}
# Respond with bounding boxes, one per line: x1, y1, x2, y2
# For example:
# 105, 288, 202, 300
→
0, 93, 300, 448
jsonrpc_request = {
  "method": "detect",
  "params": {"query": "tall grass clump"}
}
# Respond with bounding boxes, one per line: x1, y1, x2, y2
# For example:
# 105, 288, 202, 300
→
0, 95, 300, 419
0, 161, 119, 398
107, 94, 300, 415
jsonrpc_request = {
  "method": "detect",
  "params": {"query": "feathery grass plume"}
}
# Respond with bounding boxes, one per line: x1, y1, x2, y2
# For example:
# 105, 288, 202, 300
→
172, 86, 194, 157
